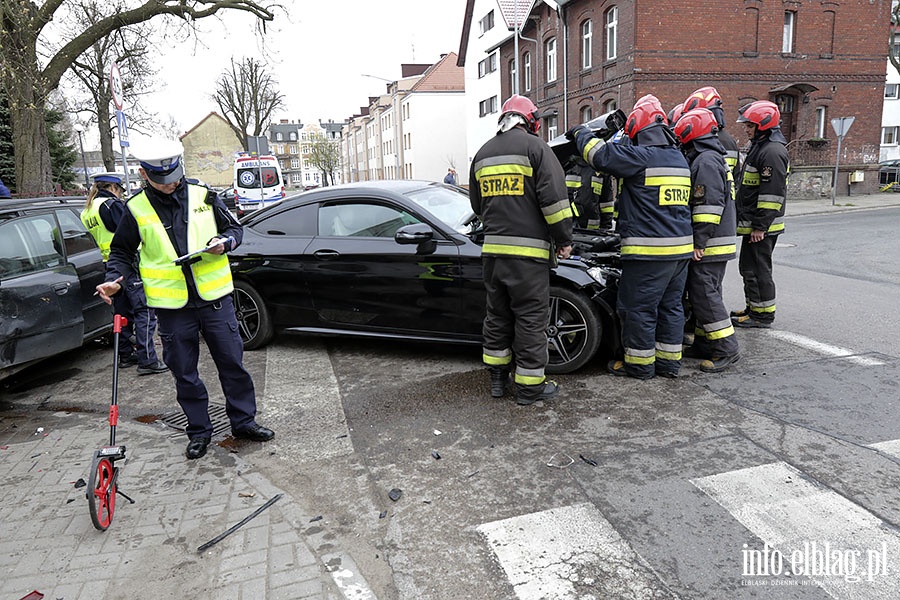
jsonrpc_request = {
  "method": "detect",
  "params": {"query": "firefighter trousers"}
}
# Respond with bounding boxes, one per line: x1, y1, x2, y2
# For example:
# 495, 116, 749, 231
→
482, 257, 550, 399
738, 235, 777, 323
617, 259, 689, 379
686, 261, 739, 359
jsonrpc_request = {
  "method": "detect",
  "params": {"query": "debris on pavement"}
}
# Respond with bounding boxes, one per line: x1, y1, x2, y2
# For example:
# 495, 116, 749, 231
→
74, 478, 86, 488
379, 510, 387, 519
546, 452, 574, 469
388, 488, 402, 502
197, 493, 283, 553
431, 450, 441, 460
433, 429, 442, 436
238, 492, 255, 498
579, 454, 598, 467
309, 515, 323, 523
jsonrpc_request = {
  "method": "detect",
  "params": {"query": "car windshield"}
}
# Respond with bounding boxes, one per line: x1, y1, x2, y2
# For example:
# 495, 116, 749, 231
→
404, 185, 475, 234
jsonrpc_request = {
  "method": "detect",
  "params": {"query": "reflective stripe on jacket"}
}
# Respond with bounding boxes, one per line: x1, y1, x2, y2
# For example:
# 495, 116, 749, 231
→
686, 137, 737, 262
81, 200, 114, 261
128, 184, 234, 308
736, 129, 789, 236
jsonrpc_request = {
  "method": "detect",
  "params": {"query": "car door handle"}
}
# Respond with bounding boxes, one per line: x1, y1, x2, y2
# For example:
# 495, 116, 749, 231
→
51, 282, 71, 295
313, 250, 340, 260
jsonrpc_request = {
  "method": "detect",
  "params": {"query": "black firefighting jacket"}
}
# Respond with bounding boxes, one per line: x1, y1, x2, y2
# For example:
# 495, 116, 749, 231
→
470, 126, 573, 262
736, 128, 789, 236
684, 136, 736, 262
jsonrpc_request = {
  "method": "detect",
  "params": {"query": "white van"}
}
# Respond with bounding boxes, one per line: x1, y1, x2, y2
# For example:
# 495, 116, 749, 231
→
233, 154, 285, 212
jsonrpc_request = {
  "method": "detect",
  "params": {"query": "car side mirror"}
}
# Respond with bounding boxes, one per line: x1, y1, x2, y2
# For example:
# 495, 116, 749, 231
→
395, 223, 434, 245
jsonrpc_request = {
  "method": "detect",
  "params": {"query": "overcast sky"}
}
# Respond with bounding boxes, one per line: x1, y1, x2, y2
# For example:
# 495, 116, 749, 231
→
140, 1, 467, 136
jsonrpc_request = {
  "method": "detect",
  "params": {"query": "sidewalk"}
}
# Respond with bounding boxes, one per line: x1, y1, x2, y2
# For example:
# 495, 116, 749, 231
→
0, 410, 367, 600
786, 190, 900, 217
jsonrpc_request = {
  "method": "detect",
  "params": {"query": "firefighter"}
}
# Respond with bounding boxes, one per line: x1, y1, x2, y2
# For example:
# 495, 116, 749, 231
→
470, 95, 574, 405
731, 100, 789, 328
565, 157, 613, 230
683, 87, 742, 183
567, 95, 693, 379
673, 108, 740, 372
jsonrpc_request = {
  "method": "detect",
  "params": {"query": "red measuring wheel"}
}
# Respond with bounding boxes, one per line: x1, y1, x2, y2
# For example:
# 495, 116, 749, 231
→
87, 454, 117, 530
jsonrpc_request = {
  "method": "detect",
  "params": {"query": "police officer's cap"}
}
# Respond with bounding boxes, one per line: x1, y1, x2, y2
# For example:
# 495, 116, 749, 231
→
91, 172, 126, 185
130, 138, 185, 184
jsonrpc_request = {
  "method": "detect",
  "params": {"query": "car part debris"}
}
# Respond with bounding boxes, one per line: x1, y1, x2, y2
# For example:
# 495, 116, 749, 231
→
388, 488, 402, 502
197, 493, 283, 552
431, 450, 441, 460
579, 454, 598, 467
546, 452, 574, 469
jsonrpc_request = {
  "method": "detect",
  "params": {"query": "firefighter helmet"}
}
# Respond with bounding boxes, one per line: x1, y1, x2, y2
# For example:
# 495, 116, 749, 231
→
625, 95, 666, 139
736, 100, 781, 131
499, 94, 541, 135
667, 103, 684, 127
684, 86, 723, 112
673, 108, 719, 145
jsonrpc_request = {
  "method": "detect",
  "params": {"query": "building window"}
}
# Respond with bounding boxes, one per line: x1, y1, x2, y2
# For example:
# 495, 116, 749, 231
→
291, 158, 300, 169
783, 11, 796, 53
606, 7, 618, 60
509, 60, 517, 94
289, 145, 297, 154
289, 132, 297, 141
478, 52, 498, 78
546, 37, 557, 82
276, 132, 284, 141
546, 115, 558, 139
581, 20, 592, 69
882, 126, 898, 145
479, 96, 498, 117
580, 106, 592, 123
886, 84, 899, 100
815, 107, 826, 138
479, 10, 494, 35
603, 99, 617, 113
524, 52, 532, 92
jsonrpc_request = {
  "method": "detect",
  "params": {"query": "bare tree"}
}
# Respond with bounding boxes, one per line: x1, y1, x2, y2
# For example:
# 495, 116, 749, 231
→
0, 0, 276, 195
213, 57, 285, 151
892, 3, 900, 76
65, 4, 159, 171
307, 133, 341, 187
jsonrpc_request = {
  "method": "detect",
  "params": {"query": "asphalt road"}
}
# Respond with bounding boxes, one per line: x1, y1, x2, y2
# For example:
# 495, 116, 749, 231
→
2, 206, 899, 599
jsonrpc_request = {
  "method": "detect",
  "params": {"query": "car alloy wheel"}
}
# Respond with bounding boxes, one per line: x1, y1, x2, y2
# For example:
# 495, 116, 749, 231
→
545, 286, 602, 374
232, 280, 275, 350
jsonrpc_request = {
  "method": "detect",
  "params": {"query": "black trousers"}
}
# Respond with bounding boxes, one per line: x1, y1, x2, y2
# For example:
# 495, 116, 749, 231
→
156, 295, 257, 439
617, 259, 689, 378
482, 257, 550, 399
738, 235, 777, 323
686, 261, 739, 359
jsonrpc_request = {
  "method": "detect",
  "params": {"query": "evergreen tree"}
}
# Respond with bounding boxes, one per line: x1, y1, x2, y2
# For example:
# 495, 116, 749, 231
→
45, 107, 77, 192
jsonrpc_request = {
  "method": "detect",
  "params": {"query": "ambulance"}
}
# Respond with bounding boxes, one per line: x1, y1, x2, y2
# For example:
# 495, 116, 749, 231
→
233, 153, 285, 212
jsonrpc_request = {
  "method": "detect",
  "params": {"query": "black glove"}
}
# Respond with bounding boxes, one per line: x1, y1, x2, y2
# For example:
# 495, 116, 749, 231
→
565, 124, 589, 141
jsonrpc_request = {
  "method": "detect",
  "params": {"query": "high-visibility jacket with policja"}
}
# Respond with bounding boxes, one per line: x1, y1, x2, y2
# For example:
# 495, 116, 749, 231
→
81, 199, 115, 261
575, 130, 693, 261
736, 128, 789, 236
127, 184, 234, 308
470, 126, 573, 262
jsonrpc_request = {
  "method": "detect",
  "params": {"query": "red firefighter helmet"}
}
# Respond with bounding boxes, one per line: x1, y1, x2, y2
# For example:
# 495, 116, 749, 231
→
625, 95, 666, 139
673, 108, 719, 145
684, 86, 723, 112
737, 100, 781, 131
499, 94, 541, 134
667, 103, 685, 127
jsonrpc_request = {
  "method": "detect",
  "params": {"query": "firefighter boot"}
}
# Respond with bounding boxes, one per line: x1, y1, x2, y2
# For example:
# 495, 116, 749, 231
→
488, 367, 511, 398
516, 380, 560, 406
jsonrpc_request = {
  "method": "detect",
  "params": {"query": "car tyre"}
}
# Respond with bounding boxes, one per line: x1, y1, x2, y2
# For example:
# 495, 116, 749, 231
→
233, 280, 275, 350
546, 286, 602, 374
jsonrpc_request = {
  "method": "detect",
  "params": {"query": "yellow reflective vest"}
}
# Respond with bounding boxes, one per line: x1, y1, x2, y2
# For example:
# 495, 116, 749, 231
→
81, 199, 115, 261
127, 185, 233, 309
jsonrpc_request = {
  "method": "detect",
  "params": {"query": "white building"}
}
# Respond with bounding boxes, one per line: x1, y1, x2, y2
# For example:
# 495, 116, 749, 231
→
881, 52, 900, 163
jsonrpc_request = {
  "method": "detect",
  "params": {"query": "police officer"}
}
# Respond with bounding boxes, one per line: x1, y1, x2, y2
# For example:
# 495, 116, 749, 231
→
470, 95, 574, 405
81, 172, 166, 374
95, 138, 274, 460
568, 95, 693, 379
731, 100, 789, 328
673, 108, 740, 372
683, 87, 741, 184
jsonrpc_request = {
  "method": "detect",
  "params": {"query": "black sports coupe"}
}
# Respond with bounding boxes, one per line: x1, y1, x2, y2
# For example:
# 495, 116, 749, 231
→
229, 180, 621, 373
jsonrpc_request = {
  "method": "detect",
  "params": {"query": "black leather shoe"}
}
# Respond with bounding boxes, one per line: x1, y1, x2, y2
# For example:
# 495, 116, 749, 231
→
233, 423, 275, 441
118, 353, 138, 368
137, 360, 169, 375
185, 436, 211, 460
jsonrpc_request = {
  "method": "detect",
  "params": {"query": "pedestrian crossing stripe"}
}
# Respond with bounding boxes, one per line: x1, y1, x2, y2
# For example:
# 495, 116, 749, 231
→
691, 462, 900, 598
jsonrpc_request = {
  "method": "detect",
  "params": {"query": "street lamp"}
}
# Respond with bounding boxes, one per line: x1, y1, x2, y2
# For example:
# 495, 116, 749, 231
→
73, 123, 89, 189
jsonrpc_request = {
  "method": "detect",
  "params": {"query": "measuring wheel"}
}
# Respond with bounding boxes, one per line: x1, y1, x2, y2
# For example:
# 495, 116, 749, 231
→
87, 453, 117, 531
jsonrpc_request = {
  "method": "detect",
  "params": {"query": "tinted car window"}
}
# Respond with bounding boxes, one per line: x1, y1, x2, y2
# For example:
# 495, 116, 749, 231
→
319, 202, 419, 238
248, 203, 317, 236
57, 208, 97, 256
0, 214, 64, 278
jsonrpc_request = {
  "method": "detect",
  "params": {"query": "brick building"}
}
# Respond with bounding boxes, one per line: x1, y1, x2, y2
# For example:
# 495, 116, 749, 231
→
488, 0, 891, 196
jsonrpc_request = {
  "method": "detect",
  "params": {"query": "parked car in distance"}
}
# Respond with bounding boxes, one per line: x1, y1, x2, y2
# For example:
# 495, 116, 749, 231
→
215, 186, 240, 215
0, 197, 112, 382
229, 180, 622, 374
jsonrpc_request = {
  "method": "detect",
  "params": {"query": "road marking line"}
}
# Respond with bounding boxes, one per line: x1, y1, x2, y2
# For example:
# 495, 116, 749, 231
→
477, 502, 673, 599
765, 330, 884, 366
868, 439, 900, 459
692, 462, 900, 598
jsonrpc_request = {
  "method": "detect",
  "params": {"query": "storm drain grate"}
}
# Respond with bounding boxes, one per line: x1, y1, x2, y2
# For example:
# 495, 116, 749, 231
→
158, 402, 231, 438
